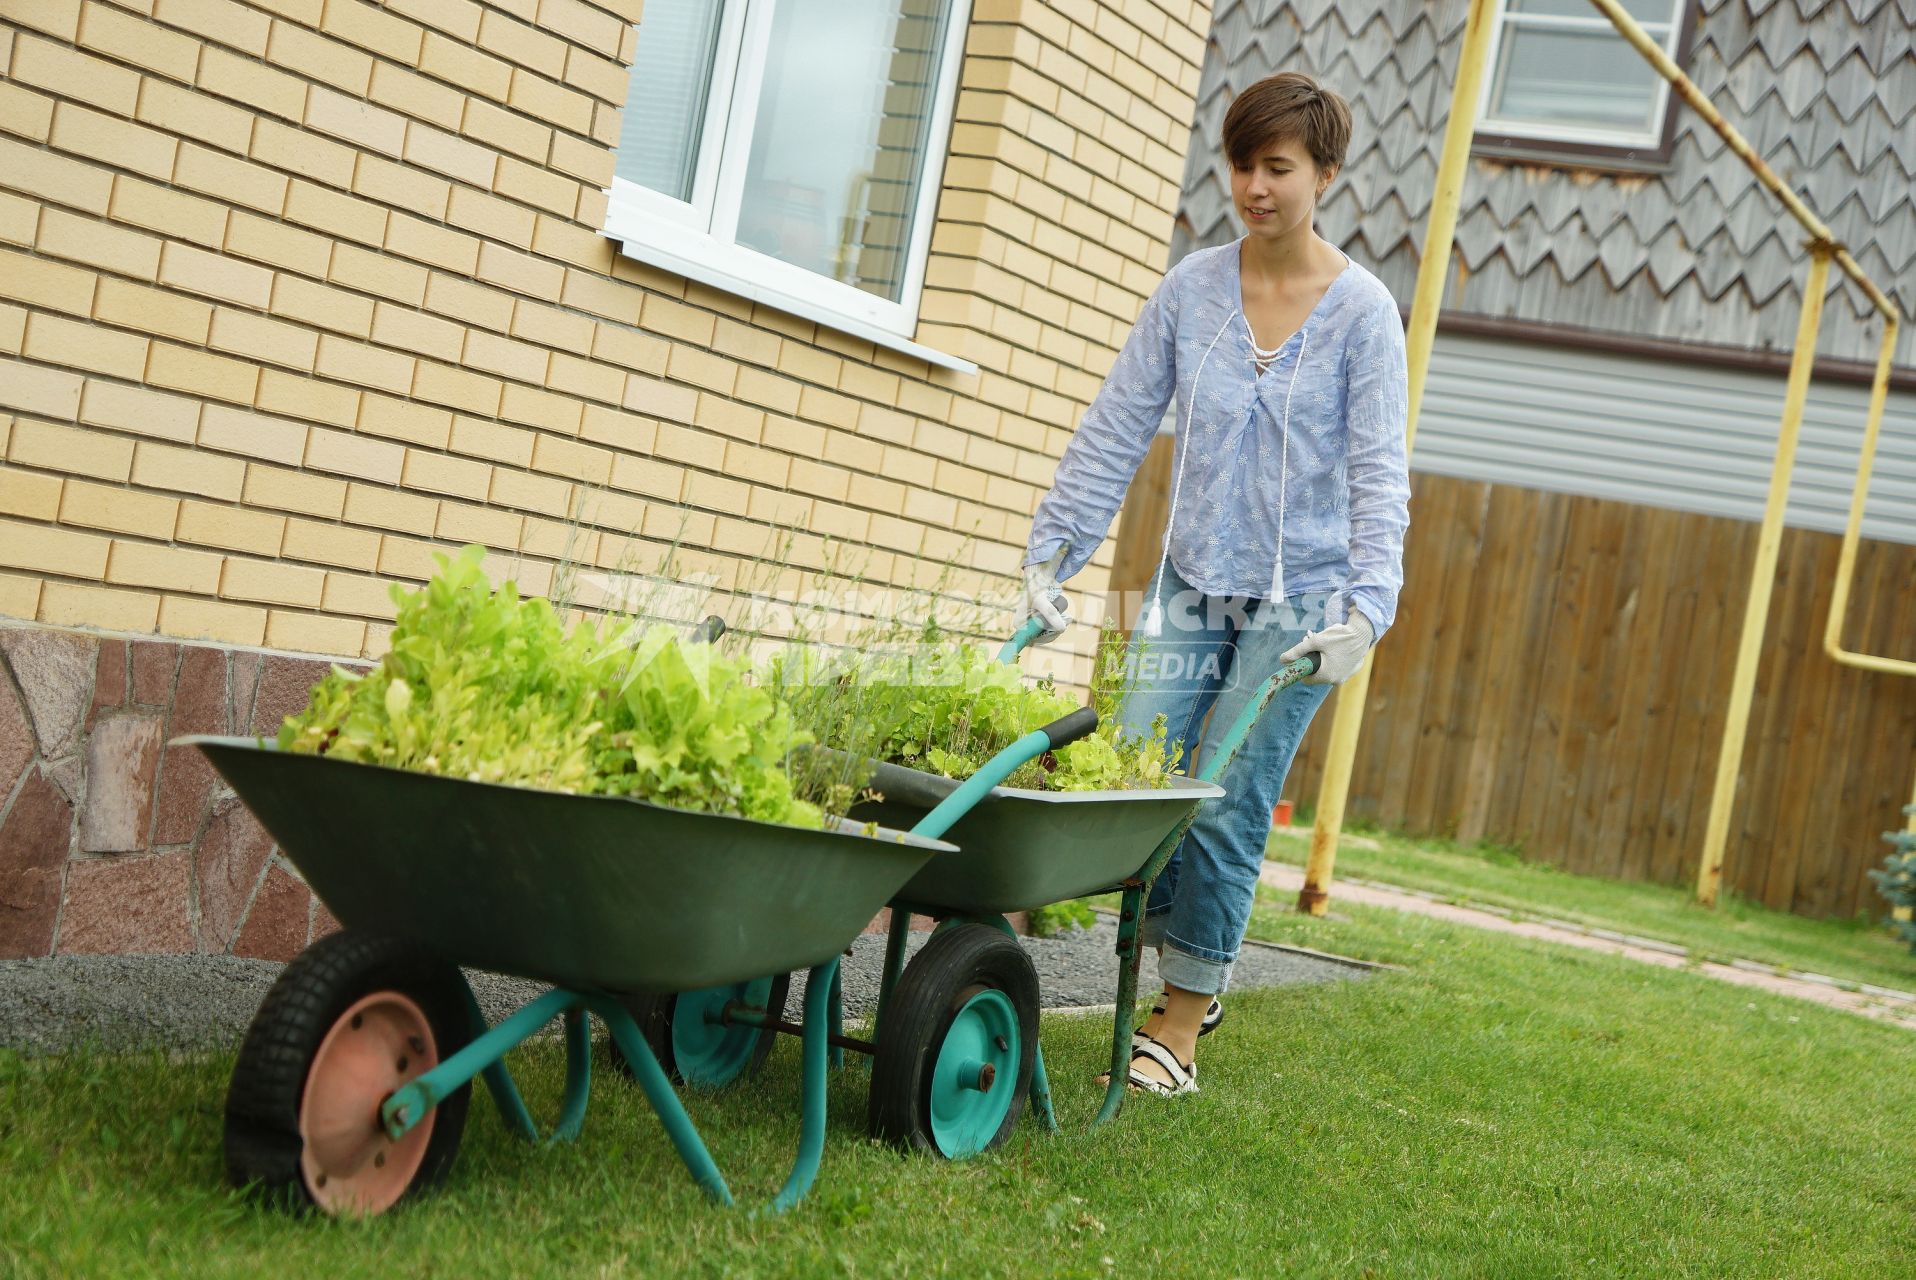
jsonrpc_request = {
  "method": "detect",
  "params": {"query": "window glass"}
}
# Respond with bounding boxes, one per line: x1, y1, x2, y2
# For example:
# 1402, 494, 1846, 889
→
602, 0, 974, 357
733, 0, 951, 302
1483, 0, 1691, 144
1510, 0, 1668, 21
1490, 25, 1666, 133
616, 0, 725, 201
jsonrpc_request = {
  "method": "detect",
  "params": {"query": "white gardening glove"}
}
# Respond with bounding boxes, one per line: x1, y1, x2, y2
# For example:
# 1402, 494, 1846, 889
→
1280, 610, 1375, 686
1021, 557, 1071, 645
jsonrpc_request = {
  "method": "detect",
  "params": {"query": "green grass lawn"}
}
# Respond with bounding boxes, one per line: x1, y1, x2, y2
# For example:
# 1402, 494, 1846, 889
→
1266, 823, 1916, 995
4, 893, 1913, 1279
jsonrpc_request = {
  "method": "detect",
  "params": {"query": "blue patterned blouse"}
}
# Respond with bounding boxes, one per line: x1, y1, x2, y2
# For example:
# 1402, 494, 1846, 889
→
1024, 238, 1412, 639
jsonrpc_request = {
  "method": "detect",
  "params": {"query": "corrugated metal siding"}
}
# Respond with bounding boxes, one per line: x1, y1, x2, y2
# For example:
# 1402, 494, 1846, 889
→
1414, 332, 1916, 543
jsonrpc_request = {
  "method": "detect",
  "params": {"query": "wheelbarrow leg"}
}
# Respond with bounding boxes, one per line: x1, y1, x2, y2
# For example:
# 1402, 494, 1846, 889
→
552, 1006, 592, 1143
768, 956, 839, 1215
598, 1002, 735, 1206
1093, 882, 1150, 1127
454, 987, 592, 1146
827, 964, 845, 1072
873, 907, 911, 1041
1029, 1045, 1060, 1134
460, 984, 541, 1143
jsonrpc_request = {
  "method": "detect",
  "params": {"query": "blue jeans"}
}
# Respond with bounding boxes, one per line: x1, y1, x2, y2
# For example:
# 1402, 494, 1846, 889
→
1116, 560, 1333, 995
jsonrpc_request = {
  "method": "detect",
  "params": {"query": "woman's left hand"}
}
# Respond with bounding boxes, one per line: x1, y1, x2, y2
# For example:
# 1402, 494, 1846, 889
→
1021, 561, 1071, 644
1280, 612, 1374, 685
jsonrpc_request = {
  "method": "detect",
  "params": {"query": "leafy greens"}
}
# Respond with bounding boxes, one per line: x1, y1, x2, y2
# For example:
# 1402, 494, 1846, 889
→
278, 546, 822, 828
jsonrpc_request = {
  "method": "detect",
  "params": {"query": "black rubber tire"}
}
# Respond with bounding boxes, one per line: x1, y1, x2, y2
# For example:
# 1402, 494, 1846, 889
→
223, 930, 474, 1212
867, 924, 1039, 1156
606, 972, 791, 1087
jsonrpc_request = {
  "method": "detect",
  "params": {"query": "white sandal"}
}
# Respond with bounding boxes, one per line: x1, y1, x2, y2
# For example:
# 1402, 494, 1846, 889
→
1125, 1033, 1199, 1097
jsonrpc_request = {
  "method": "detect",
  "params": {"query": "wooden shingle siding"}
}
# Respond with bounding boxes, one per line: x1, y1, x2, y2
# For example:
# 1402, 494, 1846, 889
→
1179, 0, 1916, 369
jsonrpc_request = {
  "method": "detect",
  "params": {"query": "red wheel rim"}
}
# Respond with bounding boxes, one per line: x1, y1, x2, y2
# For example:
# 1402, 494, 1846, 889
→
298, 991, 438, 1216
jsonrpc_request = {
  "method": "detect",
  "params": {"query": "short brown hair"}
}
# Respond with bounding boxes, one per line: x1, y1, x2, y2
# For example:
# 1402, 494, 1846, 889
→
1221, 72, 1351, 175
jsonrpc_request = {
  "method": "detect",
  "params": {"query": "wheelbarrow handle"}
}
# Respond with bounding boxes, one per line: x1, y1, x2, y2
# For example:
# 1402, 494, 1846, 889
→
1192, 650, 1319, 789
998, 545, 1066, 663
1037, 706, 1098, 750
997, 616, 1044, 664
907, 709, 1102, 842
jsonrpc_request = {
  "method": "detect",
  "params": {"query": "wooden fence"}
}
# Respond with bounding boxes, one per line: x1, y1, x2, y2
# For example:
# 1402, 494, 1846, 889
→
1107, 445, 1916, 920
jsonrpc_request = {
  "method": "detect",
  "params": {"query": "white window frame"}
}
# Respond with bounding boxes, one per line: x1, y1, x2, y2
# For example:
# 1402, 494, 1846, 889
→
603, 0, 977, 373
1476, 0, 1688, 151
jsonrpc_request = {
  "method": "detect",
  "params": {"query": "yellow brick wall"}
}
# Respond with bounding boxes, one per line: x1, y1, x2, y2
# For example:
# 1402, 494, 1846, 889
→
0, 0, 1213, 673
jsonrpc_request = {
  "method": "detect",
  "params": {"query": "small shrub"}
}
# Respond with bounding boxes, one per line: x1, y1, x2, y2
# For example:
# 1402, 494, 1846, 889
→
1028, 900, 1096, 937
1867, 814, 1916, 955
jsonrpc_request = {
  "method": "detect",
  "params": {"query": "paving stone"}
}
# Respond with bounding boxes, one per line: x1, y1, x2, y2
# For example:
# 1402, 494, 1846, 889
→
230, 650, 263, 736
0, 771, 72, 959
250, 656, 339, 737
87, 640, 127, 730
0, 675, 32, 804
151, 647, 228, 846
311, 897, 341, 944
44, 756, 83, 806
57, 849, 194, 955
0, 928, 1376, 1054
0, 628, 97, 761
44, 754, 83, 804
232, 861, 311, 962
195, 795, 276, 954
130, 640, 177, 705
77, 715, 165, 853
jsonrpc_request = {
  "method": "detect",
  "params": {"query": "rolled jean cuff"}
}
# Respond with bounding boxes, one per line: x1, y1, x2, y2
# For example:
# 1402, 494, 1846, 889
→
1157, 937, 1233, 997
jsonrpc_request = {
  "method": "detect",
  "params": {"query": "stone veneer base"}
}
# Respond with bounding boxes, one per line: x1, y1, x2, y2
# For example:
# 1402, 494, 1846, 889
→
0, 621, 1013, 963
0, 622, 356, 961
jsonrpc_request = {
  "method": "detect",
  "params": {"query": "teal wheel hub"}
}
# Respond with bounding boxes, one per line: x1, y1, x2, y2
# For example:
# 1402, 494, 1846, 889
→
928, 988, 1020, 1157
672, 976, 779, 1089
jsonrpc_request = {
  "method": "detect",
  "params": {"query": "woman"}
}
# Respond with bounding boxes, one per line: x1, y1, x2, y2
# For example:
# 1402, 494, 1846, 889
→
1020, 73, 1410, 1095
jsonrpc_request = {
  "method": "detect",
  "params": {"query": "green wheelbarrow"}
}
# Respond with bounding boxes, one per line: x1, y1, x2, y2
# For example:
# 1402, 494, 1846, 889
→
852, 617, 1320, 1151
624, 619, 1321, 1159
182, 701, 1099, 1217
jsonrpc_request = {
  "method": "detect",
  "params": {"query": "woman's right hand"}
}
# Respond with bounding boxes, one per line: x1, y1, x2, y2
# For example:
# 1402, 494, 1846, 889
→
1279, 610, 1374, 685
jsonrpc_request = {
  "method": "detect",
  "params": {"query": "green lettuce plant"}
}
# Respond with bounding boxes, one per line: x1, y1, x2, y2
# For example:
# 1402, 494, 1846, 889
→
786, 624, 1181, 793
279, 546, 821, 828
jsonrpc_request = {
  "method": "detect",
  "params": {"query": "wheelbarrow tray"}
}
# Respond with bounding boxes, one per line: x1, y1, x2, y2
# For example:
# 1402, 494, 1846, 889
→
183, 736, 953, 994
848, 763, 1223, 915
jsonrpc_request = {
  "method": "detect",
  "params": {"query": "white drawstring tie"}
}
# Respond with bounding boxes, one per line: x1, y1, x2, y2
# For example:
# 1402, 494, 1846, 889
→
1140, 316, 1307, 637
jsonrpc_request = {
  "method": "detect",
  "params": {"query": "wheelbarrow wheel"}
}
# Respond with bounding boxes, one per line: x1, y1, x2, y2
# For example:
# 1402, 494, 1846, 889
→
608, 972, 790, 1090
868, 924, 1038, 1158
224, 930, 474, 1216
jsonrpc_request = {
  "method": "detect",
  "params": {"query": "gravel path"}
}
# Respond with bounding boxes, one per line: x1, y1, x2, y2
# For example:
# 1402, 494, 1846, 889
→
794, 915, 1372, 1019
0, 916, 1374, 1056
